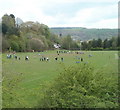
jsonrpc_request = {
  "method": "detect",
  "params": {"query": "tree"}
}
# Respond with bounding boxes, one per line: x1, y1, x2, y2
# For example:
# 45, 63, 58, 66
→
10, 41, 19, 52
111, 37, 117, 49
103, 39, 110, 49
29, 38, 46, 51
18, 41, 26, 52
10, 14, 15, 19
49, 33, 60, 44
81, 41, 88, 50
2, 23, 8, 35
91, 39, 98, 48
118, 36, 120, 47
61, 35, 73, 50
97, 38, 102, 47
2, 14, 19, 36
2, 37, 10, 51
10, 14, 15, 27
87, 40, 92, 50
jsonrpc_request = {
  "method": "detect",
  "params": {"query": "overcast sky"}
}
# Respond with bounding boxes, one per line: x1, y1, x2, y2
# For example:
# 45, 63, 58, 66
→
0, 0, 118, 28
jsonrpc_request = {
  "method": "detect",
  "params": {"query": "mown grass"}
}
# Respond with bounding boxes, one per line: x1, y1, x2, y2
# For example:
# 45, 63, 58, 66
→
2, 50, 118, 108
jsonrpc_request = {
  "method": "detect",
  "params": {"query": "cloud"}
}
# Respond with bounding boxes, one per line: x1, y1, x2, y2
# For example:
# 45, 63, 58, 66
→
89, 18, 117, 28
47, 4, 117, 28
66, 4, 117, 26
0, 0, 118, 28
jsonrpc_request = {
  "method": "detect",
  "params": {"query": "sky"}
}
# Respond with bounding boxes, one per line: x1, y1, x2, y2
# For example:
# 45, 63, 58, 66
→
0, 0, 119, 28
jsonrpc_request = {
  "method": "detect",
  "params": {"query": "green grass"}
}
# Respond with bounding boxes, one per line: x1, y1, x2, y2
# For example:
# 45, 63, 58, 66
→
2, 50, 118, 108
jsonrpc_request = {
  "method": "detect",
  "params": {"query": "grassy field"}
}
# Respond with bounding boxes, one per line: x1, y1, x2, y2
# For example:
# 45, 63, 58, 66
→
2, 50, 118, 108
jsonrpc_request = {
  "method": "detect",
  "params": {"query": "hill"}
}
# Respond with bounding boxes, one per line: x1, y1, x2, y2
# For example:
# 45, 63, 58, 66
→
50, 27, 117, 41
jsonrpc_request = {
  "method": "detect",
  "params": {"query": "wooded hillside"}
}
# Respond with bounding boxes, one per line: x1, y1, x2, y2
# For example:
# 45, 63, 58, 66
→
50, 27, 117, 41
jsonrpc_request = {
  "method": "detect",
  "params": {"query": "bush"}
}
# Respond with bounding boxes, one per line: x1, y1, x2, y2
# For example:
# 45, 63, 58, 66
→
10, 40, 19, 52
38, 64, 119, 108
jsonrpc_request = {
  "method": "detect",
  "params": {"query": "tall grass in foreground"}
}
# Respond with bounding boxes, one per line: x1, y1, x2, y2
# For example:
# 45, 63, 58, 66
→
38, 63, 119, 108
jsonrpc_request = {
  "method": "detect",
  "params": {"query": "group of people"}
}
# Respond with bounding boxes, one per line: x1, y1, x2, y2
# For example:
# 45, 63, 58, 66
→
25, 56, 29, 60
6, 54, 64, 62
7, 54, 29, 61
40, 57, 49, 61
57, 50, 69, 54
6, 50, 87, 63
75, 56, 84, 63
39, 56, 64, 62
75, 51, 84, 54
55, 57, 64, 61
57, 50, 85, 55
7, 54, 21, 60
7, 54, 12, 59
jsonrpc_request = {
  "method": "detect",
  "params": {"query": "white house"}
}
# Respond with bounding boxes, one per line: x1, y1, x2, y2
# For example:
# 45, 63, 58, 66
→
54, 44, 61, 49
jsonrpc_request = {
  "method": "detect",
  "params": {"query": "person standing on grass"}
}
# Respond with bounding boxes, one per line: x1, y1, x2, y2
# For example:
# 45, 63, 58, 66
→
46, 57, 49, 61
61, 57, 64, 62
25, 56, 29, 61
81, 58, 83, 62
15, 55, 17, 60
55, 57, 58, 61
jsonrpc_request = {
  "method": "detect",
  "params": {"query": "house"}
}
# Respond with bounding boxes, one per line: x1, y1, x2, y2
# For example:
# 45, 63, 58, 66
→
54, 44, 61, 49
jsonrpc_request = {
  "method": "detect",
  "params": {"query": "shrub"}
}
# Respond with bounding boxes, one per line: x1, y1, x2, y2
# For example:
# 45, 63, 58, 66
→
38, 64, 119, 108
10, 40, 19, 52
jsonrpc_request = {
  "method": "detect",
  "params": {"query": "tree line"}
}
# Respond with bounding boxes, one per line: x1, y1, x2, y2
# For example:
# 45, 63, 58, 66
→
1, 14, 79, 52
81, 37, 119, 51
1, 14, 119, 52
1, 14, 59, 52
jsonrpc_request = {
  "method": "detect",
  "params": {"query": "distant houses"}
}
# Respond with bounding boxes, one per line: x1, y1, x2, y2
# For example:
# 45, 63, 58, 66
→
54, 44, 61, 49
